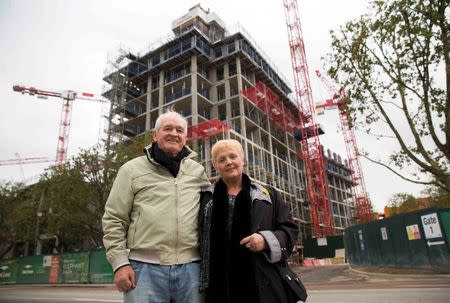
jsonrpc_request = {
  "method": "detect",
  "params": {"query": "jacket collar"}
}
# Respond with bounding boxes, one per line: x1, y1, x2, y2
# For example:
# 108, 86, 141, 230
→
251, 182, 272, 204
143, 143, 198, 164
205, 175, 272, 204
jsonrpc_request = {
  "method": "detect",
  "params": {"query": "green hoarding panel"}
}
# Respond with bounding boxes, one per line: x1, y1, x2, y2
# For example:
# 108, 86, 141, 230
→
390, 216, 411, 267
59, 252, 89, 284
89, 249, 113, 283
378, 224, 395, 266
304, 235, 344, 259
16, 255, 51, 284
366, 221, 384, 266
441, 211, 450, 250
425, 211, 450, 273
345, 225, 369, 265
345, 208, 450, 272
346, 226, 361, 265
404, 212, 430, 267
0, 259, 18, 284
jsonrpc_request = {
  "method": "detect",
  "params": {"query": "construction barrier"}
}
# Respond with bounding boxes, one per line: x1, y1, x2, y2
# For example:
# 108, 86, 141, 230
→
0, 249, 113, 285
345, 208, 450, 273
59, 252, 90, 284
89, 249, 114, 284
303, 235, 344, 259
0, 259, 18, 284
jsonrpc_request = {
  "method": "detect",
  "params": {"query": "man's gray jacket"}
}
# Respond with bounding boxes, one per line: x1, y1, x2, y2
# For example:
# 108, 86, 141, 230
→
102, 146, 210, 271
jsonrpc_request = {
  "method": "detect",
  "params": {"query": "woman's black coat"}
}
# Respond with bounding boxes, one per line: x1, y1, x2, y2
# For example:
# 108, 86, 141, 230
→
198, 174, 299, 303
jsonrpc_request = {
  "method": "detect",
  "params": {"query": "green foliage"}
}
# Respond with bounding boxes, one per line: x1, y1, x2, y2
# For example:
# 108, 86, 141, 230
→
422, 183, 450, 209
388, 192, 419, 215
0, 132, 153, 256
325, 0, 450, 192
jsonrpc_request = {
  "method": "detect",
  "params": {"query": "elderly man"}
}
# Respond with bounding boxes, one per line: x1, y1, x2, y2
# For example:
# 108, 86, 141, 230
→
102, 110, 210, 303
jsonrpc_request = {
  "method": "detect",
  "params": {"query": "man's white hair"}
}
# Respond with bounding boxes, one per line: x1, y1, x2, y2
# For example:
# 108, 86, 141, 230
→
153, 110, 188, 135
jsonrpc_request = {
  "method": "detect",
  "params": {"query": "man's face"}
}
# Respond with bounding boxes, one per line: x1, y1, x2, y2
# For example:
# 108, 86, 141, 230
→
153, 117, 187, 156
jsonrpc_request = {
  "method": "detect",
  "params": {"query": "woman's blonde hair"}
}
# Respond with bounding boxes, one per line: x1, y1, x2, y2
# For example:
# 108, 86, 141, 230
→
211, 139, 245, 167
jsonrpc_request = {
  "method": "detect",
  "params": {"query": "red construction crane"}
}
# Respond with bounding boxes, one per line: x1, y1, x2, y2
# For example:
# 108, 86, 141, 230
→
282, 0, 334, 237
315, 70, 373, 223
12, 85, 106, 167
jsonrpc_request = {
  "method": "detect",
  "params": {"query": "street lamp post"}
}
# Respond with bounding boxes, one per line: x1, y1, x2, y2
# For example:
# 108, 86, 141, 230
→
34, 191, 45, 255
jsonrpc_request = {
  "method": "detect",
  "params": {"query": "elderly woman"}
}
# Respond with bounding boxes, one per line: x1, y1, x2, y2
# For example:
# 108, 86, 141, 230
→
199, 139, 299, 303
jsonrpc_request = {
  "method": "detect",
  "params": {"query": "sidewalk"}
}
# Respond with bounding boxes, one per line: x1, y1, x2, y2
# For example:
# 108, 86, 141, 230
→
0, 283, 115, 289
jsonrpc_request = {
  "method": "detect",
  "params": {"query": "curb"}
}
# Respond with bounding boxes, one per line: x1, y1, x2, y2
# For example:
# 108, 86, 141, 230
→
0, 284, 115, 288
349, 265, 450, 278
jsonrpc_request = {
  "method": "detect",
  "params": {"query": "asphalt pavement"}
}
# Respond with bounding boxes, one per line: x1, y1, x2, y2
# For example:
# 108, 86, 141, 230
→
292, 263, 450, 290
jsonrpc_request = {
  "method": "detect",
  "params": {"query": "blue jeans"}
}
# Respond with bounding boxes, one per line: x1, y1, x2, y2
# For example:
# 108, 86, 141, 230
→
124, 260, 203, 303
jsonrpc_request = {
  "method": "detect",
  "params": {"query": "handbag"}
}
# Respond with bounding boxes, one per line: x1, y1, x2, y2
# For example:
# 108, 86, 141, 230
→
275, 260, 308, 302
268, 186, 308, 302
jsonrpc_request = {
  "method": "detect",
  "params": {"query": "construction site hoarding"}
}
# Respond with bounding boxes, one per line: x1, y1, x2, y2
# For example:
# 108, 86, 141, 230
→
0, 259, 18, 285
303, 235, 344, 259
88, 249, 114, 283
15, 255, 52, 284
345, 208, 450, 273
59, 252, 90, 284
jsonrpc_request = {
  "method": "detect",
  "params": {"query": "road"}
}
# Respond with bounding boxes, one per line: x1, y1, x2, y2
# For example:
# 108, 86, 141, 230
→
296, 264, 450, 303
0, 286, 120, 303
0, 265, 449, 303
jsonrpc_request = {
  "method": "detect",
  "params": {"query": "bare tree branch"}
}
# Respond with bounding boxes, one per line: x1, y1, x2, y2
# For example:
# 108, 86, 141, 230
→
359, 153, 434, 186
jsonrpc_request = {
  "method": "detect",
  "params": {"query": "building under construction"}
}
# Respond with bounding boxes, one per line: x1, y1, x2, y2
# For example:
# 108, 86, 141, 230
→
103, 5, 356, 245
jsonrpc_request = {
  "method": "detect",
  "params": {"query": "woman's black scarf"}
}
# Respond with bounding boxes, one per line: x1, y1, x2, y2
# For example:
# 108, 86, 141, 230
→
149, 142, 190, 177
207, 175, 258, 303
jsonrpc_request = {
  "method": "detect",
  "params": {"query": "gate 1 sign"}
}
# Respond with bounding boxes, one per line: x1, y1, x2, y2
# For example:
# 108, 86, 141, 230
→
421, 213, 443, 239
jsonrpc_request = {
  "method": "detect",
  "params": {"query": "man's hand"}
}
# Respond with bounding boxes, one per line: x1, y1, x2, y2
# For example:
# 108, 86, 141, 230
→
240, 233, 267, 253
114, 265, 136, 292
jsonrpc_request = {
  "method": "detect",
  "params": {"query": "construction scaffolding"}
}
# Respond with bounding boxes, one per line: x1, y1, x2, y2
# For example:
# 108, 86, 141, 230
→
101, 4, 356, 242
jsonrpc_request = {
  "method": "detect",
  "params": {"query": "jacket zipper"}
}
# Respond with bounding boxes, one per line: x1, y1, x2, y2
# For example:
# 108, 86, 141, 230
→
174, 158, 186, 264
174, 177, 179, 263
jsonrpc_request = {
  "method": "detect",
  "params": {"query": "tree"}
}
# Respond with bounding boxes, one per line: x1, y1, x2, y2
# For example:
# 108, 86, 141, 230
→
325, 0, 450, 192
36, 133, 151, 252
422, 181, 450, 208
0, 181, 47, 257
0, 132, 153, 256
387, 192, 418, 215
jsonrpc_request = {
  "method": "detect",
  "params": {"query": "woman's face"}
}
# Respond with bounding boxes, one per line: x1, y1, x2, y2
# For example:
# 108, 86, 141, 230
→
214, 146, 244, 182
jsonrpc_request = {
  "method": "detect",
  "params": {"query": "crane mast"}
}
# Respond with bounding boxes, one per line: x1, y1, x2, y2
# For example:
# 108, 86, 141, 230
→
283, 0, 333, 237
315, 70, 373, 223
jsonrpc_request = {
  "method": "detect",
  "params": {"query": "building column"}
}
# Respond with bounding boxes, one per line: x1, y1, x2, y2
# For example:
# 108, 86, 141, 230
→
158, 70, 164, 115
191, 55, 198, 126
145, 77, 152, 131
236, 57, 247, 140
190, 55, 199, 153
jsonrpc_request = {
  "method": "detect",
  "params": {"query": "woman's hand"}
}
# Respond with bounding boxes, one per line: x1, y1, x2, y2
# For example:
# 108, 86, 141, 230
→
240, 233, 267, 253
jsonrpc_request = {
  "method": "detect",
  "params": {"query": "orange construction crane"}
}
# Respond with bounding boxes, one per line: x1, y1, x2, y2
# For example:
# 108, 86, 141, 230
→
12, 85, 106, 167
315, 70, 373, 223
282, 0, 334, 237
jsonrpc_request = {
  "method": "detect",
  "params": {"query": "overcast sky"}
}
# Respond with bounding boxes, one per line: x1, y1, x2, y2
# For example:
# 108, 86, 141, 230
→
0, 0, 425, 212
